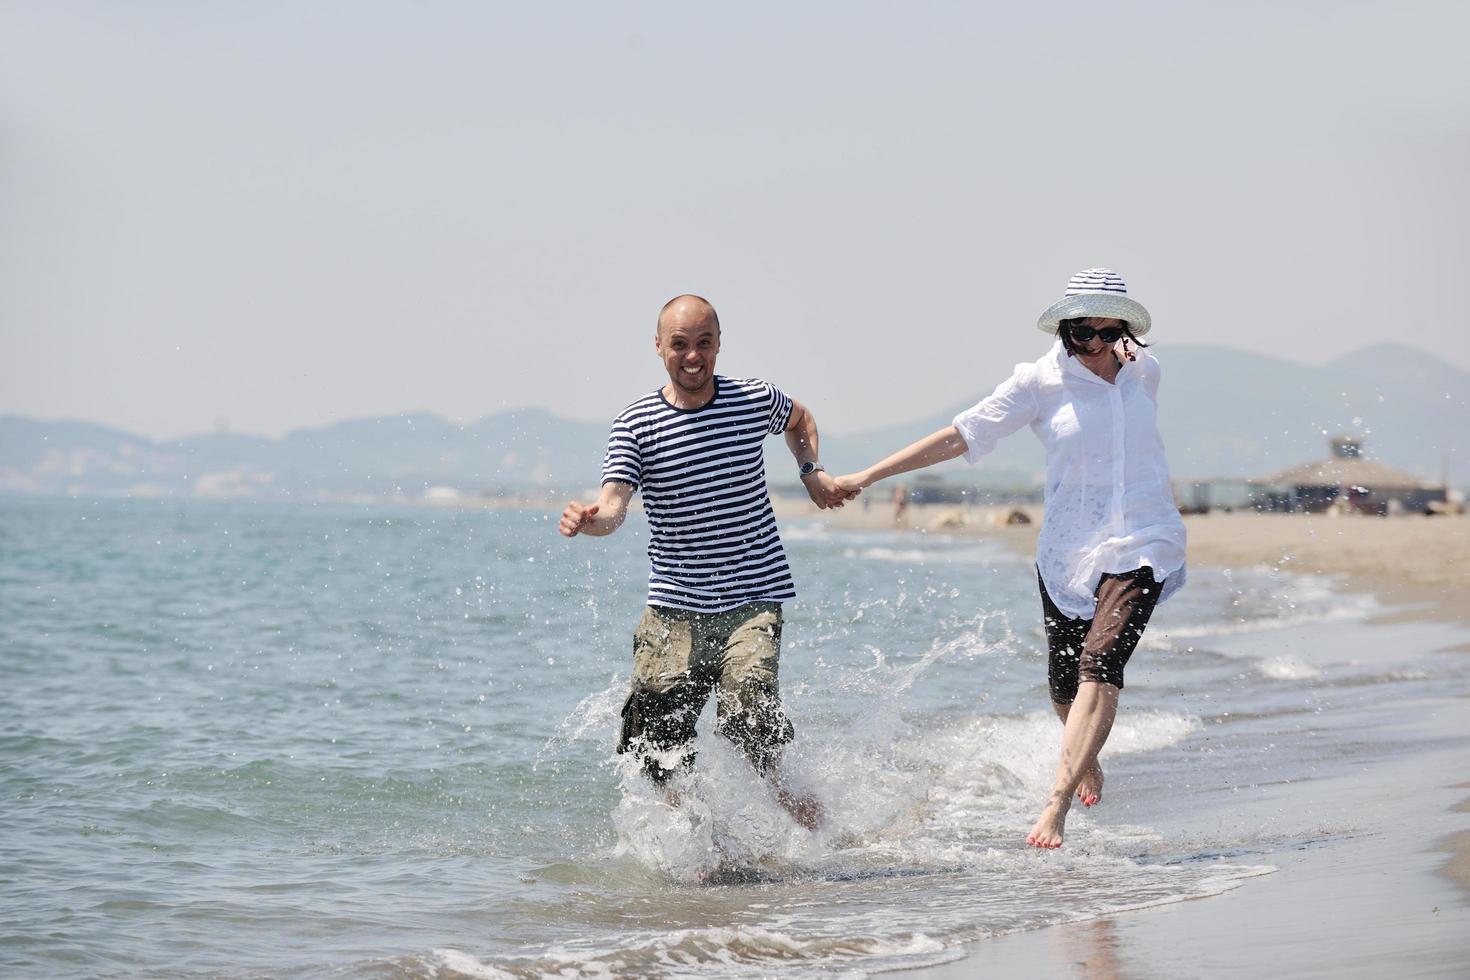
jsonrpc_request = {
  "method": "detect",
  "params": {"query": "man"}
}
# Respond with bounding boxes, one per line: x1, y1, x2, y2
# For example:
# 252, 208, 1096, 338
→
559, 294, 854, 829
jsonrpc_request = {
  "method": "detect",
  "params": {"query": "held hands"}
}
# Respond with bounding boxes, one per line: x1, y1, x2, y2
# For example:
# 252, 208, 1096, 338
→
802, 470, 860, 510
833, 472, 869, 495
558, 501, 599, 537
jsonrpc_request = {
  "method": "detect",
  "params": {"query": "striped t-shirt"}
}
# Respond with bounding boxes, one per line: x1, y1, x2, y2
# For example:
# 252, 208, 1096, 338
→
601, 375, 797, 612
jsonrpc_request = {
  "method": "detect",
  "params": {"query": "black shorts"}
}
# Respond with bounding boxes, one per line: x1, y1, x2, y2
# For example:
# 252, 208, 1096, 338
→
1040, 566, 1161, 704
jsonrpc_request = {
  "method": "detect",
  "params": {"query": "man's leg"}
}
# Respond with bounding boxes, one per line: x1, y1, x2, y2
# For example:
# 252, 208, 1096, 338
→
617, 606, 714, 787
712, 603, 821, 829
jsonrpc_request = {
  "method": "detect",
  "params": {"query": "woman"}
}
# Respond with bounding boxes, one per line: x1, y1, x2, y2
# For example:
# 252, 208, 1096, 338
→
835, 269, 1186, 849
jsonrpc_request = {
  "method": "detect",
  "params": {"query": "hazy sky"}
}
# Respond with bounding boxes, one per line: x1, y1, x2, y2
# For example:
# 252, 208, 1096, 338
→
3, 2, 1467, 440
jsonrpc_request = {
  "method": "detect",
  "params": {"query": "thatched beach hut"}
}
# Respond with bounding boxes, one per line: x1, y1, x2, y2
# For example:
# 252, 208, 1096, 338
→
1251, 436, 1446, 515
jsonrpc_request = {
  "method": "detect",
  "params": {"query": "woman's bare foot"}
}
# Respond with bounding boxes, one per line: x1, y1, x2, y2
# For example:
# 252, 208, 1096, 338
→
775, 785, 825, 830
1076, 762, 1103, 807
1026, 795, 1071, 848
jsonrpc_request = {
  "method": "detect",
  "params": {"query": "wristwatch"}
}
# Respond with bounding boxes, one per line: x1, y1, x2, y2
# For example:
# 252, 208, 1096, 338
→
799, 461, 825, 477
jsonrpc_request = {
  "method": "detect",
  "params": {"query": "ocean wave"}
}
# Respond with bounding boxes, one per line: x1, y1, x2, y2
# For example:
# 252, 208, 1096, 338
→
1143, 568, 1380, 648
778, 523, 832, 542
842, 546, 939, 563
608, 729, 1199, 874
1255, 656, 1324, 680
430, 928, 959, 979
908, 709, 1202, 810
1142, 600, 1379, 649
838, 544, 1002, 565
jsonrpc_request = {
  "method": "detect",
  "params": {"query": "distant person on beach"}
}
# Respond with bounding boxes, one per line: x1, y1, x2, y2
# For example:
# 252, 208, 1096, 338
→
559, 294, 856, 830
835, 269, 1187, 848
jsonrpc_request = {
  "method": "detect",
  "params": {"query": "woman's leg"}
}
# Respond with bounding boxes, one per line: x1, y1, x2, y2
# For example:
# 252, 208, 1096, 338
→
1028, 570, 1159, 848
1029, 681, 1120, 847
1040, 571, 1103, 806
1053, 700, 1105, 806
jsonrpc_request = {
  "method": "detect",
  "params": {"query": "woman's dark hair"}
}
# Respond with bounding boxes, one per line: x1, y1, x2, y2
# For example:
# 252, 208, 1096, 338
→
1057, 318, 1150, 360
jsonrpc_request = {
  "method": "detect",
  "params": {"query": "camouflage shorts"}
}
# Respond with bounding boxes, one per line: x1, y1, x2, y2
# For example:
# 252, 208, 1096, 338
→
617, 601, 794, 784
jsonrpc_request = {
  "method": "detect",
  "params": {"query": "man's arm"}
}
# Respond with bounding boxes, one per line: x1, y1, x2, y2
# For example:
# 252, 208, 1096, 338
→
785, 399, 857, 509
559, 481, 635, 537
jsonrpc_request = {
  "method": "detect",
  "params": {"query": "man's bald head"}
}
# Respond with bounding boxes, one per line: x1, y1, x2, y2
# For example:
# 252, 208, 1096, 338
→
656, 294, 720, 339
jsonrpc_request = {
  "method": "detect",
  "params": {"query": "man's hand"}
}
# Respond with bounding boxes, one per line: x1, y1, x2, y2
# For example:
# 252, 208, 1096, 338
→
802, 470, 859, 510
559, 501, 600, 537
783, 400, 859, 510
559, 483, 632, 538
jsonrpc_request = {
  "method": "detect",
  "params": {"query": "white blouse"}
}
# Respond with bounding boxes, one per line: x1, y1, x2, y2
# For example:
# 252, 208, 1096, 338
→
952, 339, 1187, 620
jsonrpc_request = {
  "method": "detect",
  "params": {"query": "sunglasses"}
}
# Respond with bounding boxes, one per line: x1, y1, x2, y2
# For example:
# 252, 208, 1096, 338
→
1067, 324, 1125, 344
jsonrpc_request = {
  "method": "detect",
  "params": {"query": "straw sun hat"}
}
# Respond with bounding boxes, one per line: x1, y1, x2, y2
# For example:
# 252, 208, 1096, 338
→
1036, 268, 1152, 336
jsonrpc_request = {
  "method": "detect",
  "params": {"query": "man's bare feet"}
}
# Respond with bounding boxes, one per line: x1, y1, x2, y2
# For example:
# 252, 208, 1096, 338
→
775, 785, 825, 830
1026, 793, 1071, 848
1076, 762, 1103, 807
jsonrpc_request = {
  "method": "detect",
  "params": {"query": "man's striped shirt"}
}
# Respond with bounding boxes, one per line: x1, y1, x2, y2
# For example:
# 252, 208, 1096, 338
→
601, 375, 797, 612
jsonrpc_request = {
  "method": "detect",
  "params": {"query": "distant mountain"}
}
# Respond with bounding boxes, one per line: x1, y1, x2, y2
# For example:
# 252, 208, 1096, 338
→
0, 410, 610, 499
1161, 343, 1464, 481
2, 343, 1466, 499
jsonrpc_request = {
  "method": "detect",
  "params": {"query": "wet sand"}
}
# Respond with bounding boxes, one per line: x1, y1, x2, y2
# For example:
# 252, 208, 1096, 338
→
771, 500, 1470, 977
894, 655, 1470, 979
906, 762, 1470, 978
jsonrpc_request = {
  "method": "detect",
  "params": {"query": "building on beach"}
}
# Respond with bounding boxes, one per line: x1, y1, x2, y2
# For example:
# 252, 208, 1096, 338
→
1249, 436, 1447, 515
1173, 478, 1254, 514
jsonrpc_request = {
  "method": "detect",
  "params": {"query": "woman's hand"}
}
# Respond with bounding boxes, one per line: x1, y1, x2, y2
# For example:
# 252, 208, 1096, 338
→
802, 470, 858, 509
834, 471, 869, 494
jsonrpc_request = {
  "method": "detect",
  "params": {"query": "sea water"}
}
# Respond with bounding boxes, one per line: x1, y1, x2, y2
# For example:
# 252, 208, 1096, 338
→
1, 496, 1461, 977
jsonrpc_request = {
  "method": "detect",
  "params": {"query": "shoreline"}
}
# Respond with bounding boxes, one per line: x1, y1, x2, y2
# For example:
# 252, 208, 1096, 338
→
770, 501, 1470, 976
890, 650, 1470, 978
774, 501, 1470, 627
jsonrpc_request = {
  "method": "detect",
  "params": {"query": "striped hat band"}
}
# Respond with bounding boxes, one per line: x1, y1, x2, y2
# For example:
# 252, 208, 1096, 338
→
1064, 268, 1129, 296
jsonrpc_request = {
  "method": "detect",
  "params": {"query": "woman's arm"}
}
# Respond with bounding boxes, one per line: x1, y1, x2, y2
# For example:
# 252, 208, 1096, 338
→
839, 363, 1038, 493
835, 426, 969, 491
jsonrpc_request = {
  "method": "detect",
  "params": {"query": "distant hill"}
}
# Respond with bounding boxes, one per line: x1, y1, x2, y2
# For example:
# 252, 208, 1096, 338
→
0, 410, 610, 499
2, 343, 1465, 499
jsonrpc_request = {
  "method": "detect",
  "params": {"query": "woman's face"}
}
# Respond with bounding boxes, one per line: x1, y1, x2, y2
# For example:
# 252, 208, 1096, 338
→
1065, 317, 1127, 365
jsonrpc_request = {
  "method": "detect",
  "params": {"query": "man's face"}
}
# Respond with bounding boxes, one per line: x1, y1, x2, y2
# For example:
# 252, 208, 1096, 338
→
655, 306, 720, 395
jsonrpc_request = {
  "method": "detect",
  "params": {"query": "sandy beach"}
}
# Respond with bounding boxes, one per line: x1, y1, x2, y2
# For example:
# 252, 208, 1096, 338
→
776, 500, 1470, 622
772, 500, 1470, 977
